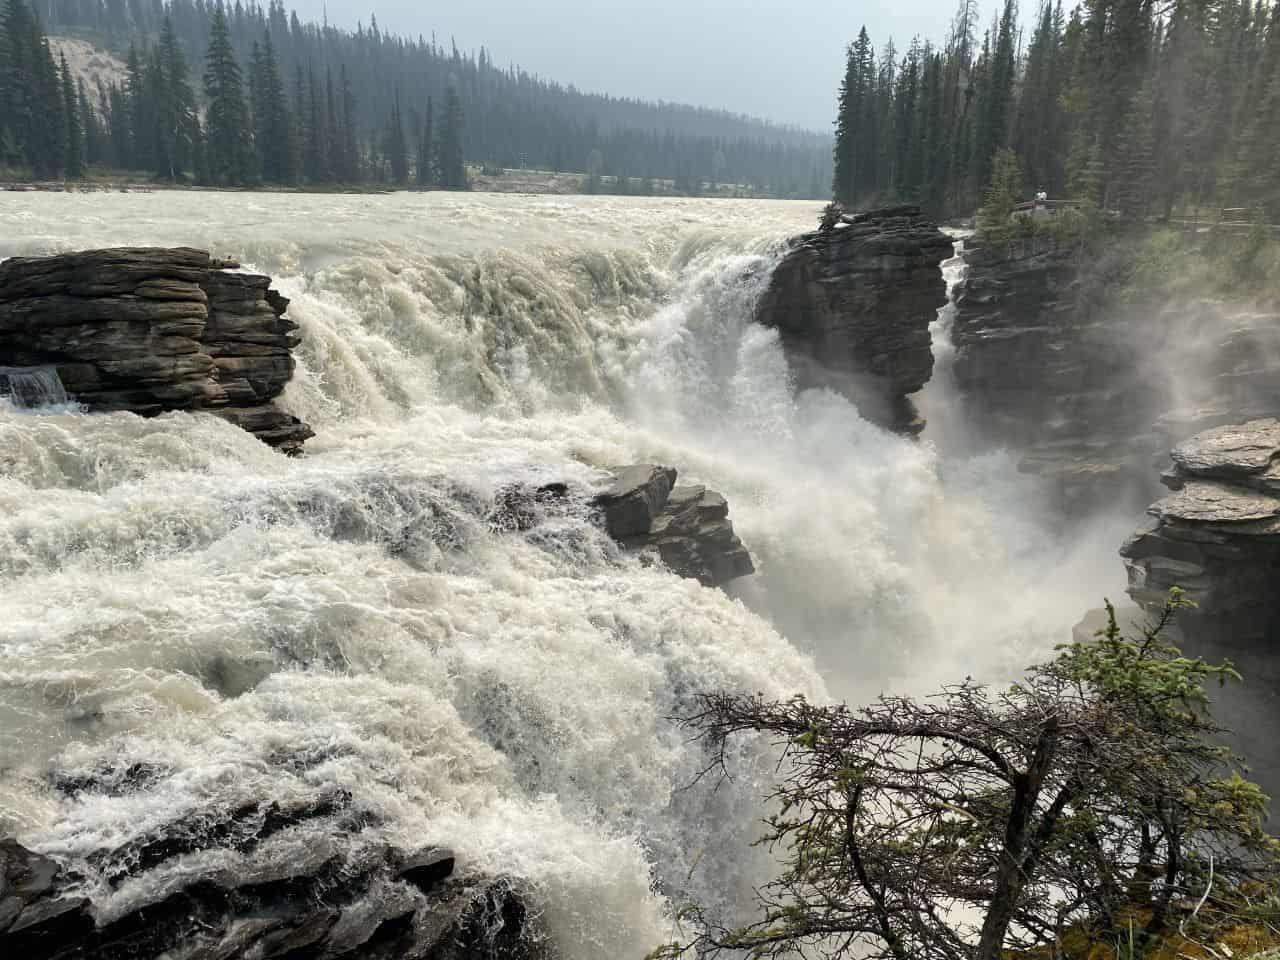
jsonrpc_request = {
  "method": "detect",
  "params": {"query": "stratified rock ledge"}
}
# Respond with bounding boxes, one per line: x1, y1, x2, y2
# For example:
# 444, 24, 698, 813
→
1122, 418, 1280, 639
0, 247, 313, 453
594, 464, 755, 587
756, 204, 953, 435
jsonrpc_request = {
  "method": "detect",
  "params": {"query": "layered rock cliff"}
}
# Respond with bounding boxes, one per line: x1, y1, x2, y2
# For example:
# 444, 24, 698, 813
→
1120, 418, 1280, 794
756, 205, 953, 434
0, 247, 313, 453
951, 234, 1280, 508
1122, 419, 1280, 639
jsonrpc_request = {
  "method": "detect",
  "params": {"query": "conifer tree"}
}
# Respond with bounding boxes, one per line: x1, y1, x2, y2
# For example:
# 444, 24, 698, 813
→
249, 31, 291, 183
0, 0, 37, 169
438, 82, 466, 189
832, 27, 875, 206
157, 17, 197, 181
32, 32, 65, 179
416, 94, 434, 187
385, 89, 408, 184
972, 0, 1016, 195
123, 44, 147, 171
337, 65, 359, 182
1113, 79, 1156, 219
59, 52, 81, 177
202, 5, 252, 184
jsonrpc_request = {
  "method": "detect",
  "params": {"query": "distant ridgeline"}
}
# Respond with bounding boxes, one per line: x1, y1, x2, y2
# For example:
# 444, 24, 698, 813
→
0, 0, 831, 196
830, 0, 1280, 221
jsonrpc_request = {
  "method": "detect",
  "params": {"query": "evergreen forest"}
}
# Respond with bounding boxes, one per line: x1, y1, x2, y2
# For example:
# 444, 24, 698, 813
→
832, 0, 1280, 219
0, 0, 833, 194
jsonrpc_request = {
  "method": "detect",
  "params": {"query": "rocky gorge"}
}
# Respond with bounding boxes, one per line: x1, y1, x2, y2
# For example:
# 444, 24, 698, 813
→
6, 200, 1280, 958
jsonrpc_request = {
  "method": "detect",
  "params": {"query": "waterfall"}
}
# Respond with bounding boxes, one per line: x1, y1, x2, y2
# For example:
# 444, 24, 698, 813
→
0, 365, 71, 409
0, 193, 1129, 957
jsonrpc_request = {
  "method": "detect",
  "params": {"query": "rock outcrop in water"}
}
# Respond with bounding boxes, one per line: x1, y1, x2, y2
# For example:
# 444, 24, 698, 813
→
0, 247, 313, 453
1, 833, 540, 959
594, 464, 755, 587
756, 204, 953, 435
951, 234, 1280, 509
1122, 419, 1280, 639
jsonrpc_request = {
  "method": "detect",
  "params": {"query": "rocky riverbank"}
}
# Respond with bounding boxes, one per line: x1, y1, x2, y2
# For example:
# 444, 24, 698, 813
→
756, 205, 954, 435
0, 247, 313, 453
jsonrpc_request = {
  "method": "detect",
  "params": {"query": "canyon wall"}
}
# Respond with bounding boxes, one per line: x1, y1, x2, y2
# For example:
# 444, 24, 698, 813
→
951, 233, 1280, 509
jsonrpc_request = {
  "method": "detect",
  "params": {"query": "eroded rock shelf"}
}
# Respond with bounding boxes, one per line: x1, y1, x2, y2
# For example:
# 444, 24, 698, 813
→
0, 247, 313, 453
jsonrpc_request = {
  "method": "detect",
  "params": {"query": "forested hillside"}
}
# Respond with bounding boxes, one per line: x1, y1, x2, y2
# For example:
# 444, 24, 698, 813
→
1, 0, 832, 194
832, 0, 1280, 219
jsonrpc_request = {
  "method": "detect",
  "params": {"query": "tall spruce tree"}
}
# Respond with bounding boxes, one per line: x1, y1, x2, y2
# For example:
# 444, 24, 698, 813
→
157, 17, 197, 181
202, 5, 251, 185
438, 82, 466, 189
0, 0, 37, 169
385, 88, 408, 185
249, 31, 291, 183
59, 51, 81, 177
417, 94, 435, 186
32, 31, 65, 179
832, 27, 875, 206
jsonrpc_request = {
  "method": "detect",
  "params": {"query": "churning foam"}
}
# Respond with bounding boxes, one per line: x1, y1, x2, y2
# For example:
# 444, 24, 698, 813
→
0, 193, 1128, 956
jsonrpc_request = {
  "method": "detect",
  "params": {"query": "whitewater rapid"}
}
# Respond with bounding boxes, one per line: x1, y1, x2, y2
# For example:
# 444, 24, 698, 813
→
0, 192, 1128, 955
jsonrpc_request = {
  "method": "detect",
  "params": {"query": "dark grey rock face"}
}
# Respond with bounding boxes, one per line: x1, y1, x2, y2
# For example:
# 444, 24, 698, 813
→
1122, 419, 1280, 640
756, 204, 953, 435
951, 235, 1280, 509
0, 247, 313, 454
593, 464, 677, 538
1120, 418, 1280, 798
594, 464, 755, 587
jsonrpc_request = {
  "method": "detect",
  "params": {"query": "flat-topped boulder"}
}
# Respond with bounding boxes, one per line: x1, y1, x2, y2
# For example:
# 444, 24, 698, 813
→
0, 247, 313, 453
756, 205, 953, 435
1166, 419, 1280, 486
1122, 419, 1280, 640
594, 464, 755, 587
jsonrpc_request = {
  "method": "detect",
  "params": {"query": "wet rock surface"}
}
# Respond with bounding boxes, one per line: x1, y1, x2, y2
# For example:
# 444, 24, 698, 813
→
951, 235, 1280, 509
594, 464, 755, 587
0, 247, 313, 453
1, 827, 541, 960
1122, 419, 1280, 640
756, 204, 953, 435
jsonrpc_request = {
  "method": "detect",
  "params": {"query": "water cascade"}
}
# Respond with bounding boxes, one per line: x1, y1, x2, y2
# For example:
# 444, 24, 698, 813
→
0, 366, 71, 409
0, 193, 1130, 956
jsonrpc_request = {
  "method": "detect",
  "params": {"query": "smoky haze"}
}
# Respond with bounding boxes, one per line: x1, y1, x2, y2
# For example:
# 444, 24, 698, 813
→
287, 0, 949, 132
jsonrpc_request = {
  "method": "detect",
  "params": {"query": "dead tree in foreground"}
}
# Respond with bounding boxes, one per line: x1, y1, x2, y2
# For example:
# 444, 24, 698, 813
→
654, 593, 1279, 960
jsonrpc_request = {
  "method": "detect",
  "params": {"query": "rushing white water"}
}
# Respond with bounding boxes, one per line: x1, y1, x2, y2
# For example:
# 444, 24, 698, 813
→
0, 192, 1129, 956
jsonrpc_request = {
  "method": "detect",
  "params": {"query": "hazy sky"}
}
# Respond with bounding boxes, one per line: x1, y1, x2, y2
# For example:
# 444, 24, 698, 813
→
289, 1, 957, 132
